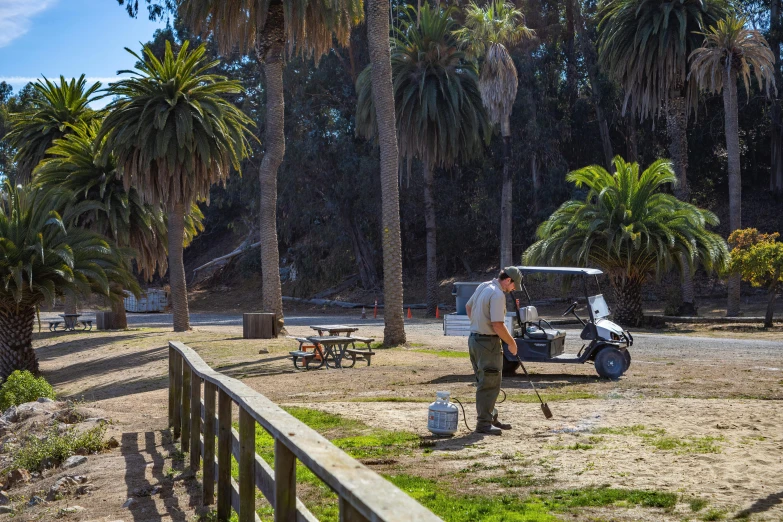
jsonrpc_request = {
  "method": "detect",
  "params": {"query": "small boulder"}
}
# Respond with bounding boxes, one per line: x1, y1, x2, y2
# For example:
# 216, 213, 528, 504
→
6, 468, 30, 488
36, 398, 54, 404
62, 455, 87, 469
27, 495, 45, 507
1, 407, 17, 423
0, 491, 9, 505
0, 506, 14, 514
46, 475, 87, 501
107, 437, 120, 449
58, 505, 85, 515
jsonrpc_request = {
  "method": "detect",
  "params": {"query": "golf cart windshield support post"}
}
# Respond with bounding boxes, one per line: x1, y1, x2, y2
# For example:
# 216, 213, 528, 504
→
521, 284, 532, 305
583, 275, 598, 338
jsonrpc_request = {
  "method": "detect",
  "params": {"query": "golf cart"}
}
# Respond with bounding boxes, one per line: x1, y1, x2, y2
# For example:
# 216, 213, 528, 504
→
502, 266, 633, 379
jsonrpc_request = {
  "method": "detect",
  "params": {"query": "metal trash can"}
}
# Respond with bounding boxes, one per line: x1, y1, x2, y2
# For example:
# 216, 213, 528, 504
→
452, 282, 481, 315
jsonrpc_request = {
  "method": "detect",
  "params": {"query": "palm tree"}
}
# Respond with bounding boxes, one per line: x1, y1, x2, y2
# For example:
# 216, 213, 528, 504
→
454, 0, 534, 269
33, 121, 168, 329
0, 181, 137, 380
357, 4, 491, 316
99, 41, 254, 332
364, 0, 407, 344
6, 75, 101, 184
179, 0, 362, 335
598, 0, 729, 315
523, 157, 729, 326
689, 16, 776, 316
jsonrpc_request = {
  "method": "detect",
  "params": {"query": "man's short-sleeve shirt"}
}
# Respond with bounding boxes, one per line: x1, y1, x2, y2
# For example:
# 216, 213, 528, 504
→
466, 279, 506, 335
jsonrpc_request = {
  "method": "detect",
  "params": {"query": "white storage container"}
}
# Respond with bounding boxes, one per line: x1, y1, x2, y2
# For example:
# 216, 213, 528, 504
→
124, 289, 168, 312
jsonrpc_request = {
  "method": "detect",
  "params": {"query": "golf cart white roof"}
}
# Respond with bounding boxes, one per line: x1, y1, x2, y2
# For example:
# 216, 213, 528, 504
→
516, 266, 604, 276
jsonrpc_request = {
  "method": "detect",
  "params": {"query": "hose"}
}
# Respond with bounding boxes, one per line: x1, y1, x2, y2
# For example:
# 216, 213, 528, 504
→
451, 389, 506, 433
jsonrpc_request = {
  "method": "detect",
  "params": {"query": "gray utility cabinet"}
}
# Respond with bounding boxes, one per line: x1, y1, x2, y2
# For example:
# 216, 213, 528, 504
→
443, 312, 518, 337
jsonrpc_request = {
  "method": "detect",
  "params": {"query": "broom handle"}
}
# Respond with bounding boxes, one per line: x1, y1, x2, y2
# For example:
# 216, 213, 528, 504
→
517, 357, 546, 405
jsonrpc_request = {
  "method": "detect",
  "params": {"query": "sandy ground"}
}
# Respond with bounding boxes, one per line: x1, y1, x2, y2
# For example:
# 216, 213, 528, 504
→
14, 313, 783, 521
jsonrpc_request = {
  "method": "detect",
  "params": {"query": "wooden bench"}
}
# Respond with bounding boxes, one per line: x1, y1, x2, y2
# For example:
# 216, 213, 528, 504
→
345, 348, 376, 366
48, 321, 62, 332
351, 336, 375, 349
289, 350, 317, 370
81, 320, 93, 331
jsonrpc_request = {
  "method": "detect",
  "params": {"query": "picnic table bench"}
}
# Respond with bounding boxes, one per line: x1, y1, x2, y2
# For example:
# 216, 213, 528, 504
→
49, 314, 93, 332
287, 333, 376, 370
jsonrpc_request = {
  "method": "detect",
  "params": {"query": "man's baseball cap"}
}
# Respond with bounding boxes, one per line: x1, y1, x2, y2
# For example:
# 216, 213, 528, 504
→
503, 266, 523, 287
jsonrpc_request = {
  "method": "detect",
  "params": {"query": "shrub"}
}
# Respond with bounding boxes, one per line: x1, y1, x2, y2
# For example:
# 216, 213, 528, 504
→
0, 370, 56, 411
13, 423, 107, 471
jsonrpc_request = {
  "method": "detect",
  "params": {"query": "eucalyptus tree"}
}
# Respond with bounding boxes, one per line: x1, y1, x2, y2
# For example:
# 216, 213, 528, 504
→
365, 0, 407, 344
179, 0, 363, 335
454, 0, 534, 269
99, 41, 253, 332
6, 75, 101, 184
0, 182, 137, 380
357, 4, 491, 316
598, 0, 729, 315
524, 157, 729, 326
689, 16, 776, 316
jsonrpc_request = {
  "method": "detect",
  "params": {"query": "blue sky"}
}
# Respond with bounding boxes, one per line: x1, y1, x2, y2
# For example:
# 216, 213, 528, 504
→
0, 0, 166, 107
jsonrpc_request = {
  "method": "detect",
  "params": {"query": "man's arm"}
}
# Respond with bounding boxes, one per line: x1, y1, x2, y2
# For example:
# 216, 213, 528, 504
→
465, 303, 472, 319
492, 322, 517, 355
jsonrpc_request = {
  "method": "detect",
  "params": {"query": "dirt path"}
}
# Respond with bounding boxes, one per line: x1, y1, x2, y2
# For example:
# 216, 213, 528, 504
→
18, 317, 783, 521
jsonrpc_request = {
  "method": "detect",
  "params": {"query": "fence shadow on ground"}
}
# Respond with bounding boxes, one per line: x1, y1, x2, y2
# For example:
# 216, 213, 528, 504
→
426, 372, 600, 390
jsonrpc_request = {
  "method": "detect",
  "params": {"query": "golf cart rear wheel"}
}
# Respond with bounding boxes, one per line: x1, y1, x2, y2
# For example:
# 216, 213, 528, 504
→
594, 347, 625, 379
503, 358, 520, 376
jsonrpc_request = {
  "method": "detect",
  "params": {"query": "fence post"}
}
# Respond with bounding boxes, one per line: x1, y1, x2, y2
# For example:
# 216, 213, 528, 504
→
190, 374, 201, 471
275, 439, 296, 522
182, 365, 192, 453
239, 408, 256, 522
168, 346, 175, 429
218, 389, 232, 521
339, 497, 370, 522
172, 353, 182, 440
203, 381, 216, 505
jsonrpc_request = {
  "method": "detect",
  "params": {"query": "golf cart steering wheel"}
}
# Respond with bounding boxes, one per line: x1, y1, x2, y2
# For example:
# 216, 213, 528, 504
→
562, 301, 578, 317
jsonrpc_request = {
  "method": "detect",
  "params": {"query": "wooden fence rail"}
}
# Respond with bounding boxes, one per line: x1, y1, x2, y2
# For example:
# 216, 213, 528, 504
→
168, 341, 442, 522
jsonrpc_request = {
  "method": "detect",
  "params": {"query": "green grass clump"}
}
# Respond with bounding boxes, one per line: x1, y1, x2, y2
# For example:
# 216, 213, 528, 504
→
593, 425, 724, 454
689, 497, 709, 512
0, 370, 55, 411
412, 349, 470, 358
540, 485, 678, 510
701, 507, 727, 520
13, 423, 108, 471
388, 474, 558, 522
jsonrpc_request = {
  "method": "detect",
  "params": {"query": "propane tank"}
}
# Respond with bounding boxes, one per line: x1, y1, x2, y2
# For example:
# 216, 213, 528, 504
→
427, 391, 458, 436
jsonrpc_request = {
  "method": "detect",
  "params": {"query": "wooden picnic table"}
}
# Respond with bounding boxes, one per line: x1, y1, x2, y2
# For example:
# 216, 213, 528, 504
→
309, 324, 359, 336
288, 334, 377, 370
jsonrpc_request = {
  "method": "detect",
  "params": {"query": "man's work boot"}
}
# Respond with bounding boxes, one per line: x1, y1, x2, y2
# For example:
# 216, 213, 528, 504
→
475, 425, 502, 436
492, 413, 512, 430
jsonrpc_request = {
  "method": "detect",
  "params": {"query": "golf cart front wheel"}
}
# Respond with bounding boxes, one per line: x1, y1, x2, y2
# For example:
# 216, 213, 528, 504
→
622, 349, 631, 371
594, 347, 626, 379
503, 358, 520, 376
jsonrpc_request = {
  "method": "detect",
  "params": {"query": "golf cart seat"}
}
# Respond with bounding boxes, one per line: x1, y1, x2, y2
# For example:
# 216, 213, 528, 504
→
520, 306, 565, 340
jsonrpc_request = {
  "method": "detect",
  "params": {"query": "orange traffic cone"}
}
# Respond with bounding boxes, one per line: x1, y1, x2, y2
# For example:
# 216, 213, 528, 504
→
407, 307, 412, 319
435, 306, 440, 319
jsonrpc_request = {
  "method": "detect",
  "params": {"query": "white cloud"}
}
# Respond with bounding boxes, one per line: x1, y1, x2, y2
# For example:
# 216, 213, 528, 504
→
0, 0, 59, 48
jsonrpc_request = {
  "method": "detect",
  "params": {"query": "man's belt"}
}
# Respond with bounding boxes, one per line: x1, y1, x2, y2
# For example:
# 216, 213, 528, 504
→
470, 333, 498, 337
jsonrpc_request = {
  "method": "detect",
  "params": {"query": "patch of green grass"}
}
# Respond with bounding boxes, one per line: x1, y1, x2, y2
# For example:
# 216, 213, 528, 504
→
593, 425, 723, 454
13, 423, 109, 472
700, 507, 727, 520
506, 391, 597, 402
593, 424, 655, 436
688, 497, 709, 512
540, 486, 678, 510
412, 349, 470, 358
387, 474, 558, 522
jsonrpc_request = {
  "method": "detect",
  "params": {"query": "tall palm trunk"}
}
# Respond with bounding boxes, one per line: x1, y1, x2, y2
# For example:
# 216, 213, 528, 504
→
609, 273, 644, 327
666, 91, 696, 315
724, 64, 742, 316
499, 115, 513, 268
255, 5, 286, 335
367, 0, 406, 345
770, 0, 783, 194
110, 297, 128, 330
0, 305, 38, 381
423, 164, 438, 316
168, 203, 190, 332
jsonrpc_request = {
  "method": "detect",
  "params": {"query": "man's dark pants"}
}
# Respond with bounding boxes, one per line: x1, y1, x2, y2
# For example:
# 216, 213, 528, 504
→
468, 333, 503, 429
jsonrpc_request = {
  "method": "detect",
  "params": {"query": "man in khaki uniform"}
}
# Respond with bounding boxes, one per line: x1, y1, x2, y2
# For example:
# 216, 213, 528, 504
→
465, 267, 522, 435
